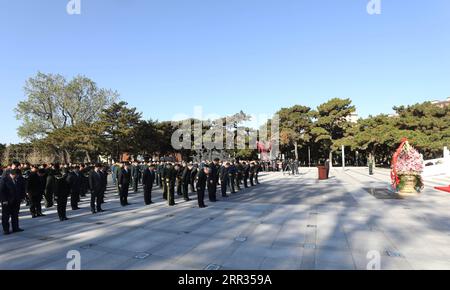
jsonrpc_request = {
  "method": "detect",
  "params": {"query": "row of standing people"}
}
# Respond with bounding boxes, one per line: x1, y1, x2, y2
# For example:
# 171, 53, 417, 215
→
0, 159, 261, 235
111, 159, 261, 208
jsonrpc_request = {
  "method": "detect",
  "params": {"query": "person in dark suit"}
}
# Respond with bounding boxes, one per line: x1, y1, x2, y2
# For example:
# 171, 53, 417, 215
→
164, 163, 177, 206
220, 162, 230, 197
161, 162, 168, 200
89, 164, 104, 213
54, 168, 70, 221
195, 165, 208, 208
207, 163, 217, 202
26, 167, 46, 217
213, 158, 220, 189
118, 163, 131, 206
189, 163, 198, 193
181, 163, 191, 201
67, 166, 82, 210
1, 161, 21, 178
236, 161, 243, 190
44, 165, 56, 208
142, 163, 155, 205
0, 169, 26, 235
79, 164, 89, 197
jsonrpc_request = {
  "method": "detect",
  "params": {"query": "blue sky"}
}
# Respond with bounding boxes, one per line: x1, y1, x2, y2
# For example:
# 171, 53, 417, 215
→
1, 0, 450, 144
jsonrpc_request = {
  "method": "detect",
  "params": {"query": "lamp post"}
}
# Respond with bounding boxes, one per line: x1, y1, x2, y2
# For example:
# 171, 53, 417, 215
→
308, 146, 311, 167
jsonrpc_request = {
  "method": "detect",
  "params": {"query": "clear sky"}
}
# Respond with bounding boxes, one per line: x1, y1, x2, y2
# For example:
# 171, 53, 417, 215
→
1, 0, 450, 144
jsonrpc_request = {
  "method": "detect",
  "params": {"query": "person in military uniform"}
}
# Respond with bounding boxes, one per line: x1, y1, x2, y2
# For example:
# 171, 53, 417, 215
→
138, 162, 144, 184
219, 162, 230, 197
249, 162, 255, 186
254, 161, 261, 184
131, 161, 140, 193
26, 167, 46, 218
99, 165, 108, 204
142, 163, 155, 205
228, 162, 237, 193
0, 169, 26, 235
54, 168, 70, 221
242, 162, 250, 188
181, 163, 191, 201
118, 163, 132, 206
164, 163, 177, 206
195, 165, 208, 208
67, 165, 82, 210
158, 162, 164, 189
111, 163, 118, 186
89, 164, 105, 213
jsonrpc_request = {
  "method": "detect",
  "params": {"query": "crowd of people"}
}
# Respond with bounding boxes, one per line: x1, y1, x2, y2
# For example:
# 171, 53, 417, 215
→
0, 158, 266, 235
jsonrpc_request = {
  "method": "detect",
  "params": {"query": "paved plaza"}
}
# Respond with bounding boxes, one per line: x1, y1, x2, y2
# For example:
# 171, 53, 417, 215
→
1, 167, 450, 270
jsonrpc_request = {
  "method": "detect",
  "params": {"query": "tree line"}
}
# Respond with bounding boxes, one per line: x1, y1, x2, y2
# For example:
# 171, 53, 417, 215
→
2, 72, 449, 166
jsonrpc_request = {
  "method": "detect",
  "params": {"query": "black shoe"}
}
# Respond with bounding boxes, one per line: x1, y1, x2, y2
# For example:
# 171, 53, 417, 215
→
199, 205, 208, 208
12, 228, 24, 233
38, 213, 46, 217
72, 207, 80, 210
184, 198, 191, 201
3, 230, 11, 235
63, 217, 69, 221
92, 211, 97, 214
32, 214, 37, 218
97, 209, 105, 212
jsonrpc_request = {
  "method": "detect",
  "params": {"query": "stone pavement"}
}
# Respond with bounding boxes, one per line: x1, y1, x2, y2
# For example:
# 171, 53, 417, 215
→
1, 167, 450, 270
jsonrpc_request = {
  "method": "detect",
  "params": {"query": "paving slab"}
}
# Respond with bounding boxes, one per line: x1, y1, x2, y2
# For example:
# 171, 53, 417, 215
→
1, 169, 449, 269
